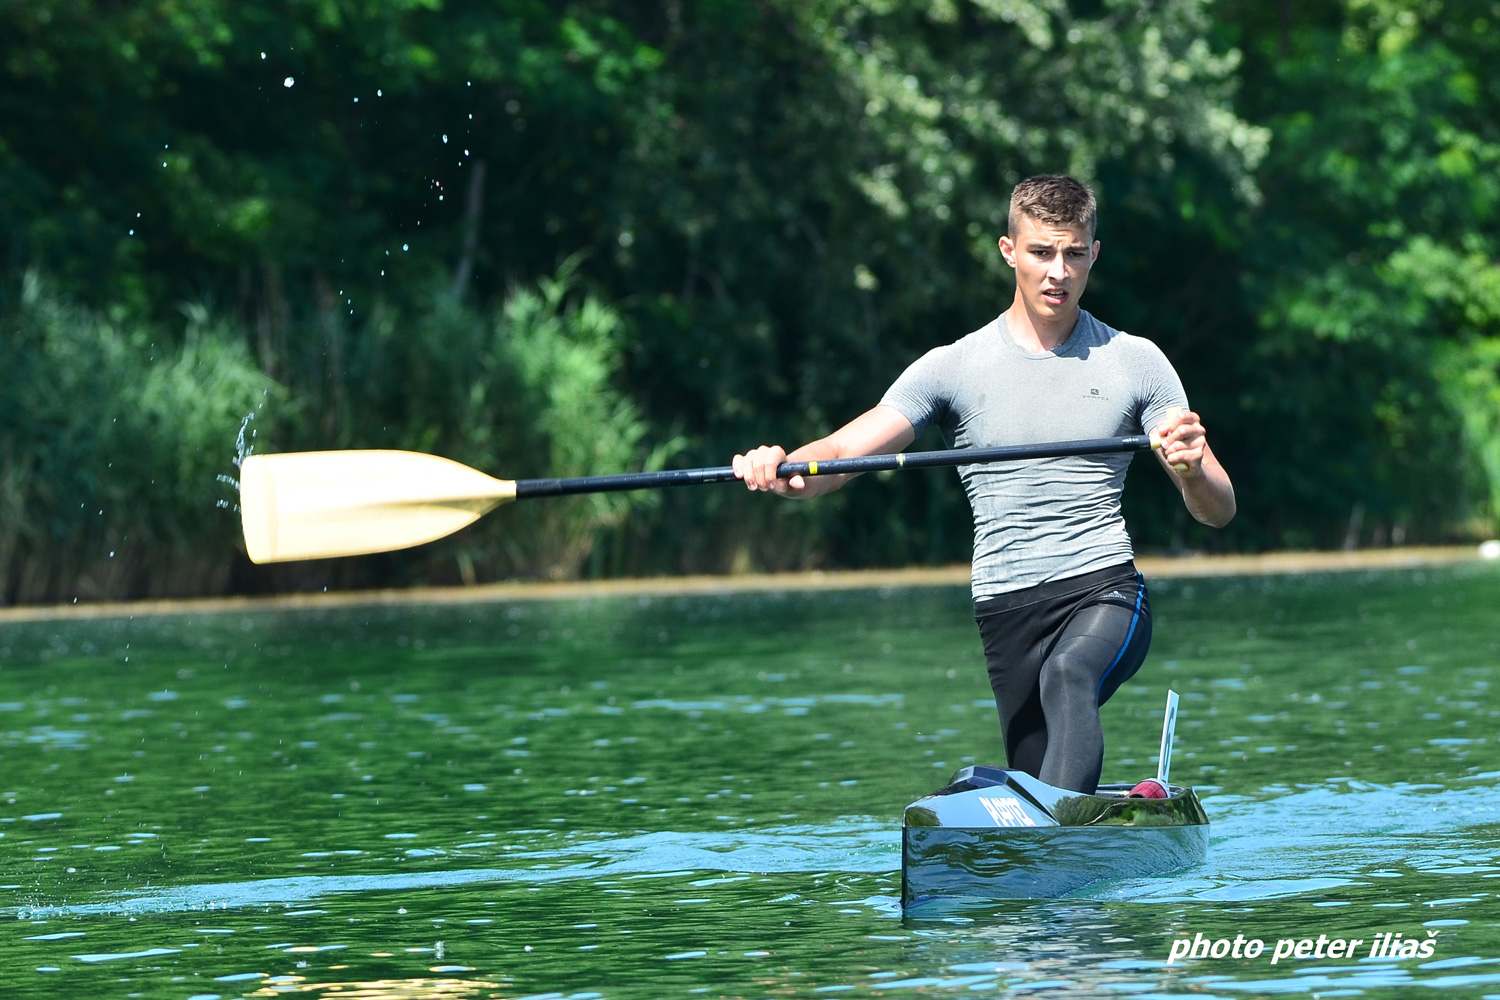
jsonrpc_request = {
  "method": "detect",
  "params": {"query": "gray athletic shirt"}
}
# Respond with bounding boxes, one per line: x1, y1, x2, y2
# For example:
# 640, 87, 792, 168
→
879, 310, 1187, 599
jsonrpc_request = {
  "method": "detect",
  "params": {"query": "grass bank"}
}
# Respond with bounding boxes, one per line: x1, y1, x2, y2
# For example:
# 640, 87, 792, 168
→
2, 545, 1490, 624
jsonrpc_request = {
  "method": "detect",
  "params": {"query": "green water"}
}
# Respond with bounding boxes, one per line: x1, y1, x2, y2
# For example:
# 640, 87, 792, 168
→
1, 564, 1498, 998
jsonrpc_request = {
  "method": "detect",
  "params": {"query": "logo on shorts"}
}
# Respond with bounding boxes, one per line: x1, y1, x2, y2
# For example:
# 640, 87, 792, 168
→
1104, 590, 1127, 600
1086, 387, 1108, 401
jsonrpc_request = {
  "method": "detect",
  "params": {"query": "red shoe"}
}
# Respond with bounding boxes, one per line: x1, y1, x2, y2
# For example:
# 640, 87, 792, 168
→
1128, 778, 1169, 798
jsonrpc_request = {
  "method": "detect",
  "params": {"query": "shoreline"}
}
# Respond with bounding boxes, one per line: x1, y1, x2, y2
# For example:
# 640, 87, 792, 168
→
0, 545, 1490, 624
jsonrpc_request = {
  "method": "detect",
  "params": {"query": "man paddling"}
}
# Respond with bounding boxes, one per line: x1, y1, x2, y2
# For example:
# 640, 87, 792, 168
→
733, 174, 1235, 795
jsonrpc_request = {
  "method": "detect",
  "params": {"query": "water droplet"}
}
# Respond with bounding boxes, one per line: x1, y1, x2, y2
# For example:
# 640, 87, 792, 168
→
402, 244, 409, 251
442, 134, 448, 143
354, 97, 359, 103
233, 414, 256, 469
260, 52, 266, 59
284, 77, 294, 88
377, 89, 383, 97
109, 551, 115, 558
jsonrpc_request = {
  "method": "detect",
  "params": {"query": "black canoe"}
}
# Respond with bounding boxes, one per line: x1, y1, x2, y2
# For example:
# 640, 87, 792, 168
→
902, 764, 1209, 907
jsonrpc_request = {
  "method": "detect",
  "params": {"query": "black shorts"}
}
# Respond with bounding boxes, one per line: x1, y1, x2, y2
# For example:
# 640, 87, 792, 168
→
973, 561, 1152, 793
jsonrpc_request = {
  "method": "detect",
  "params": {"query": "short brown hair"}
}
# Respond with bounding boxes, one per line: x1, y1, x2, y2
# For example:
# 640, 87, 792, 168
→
1007, 174, 1097, 238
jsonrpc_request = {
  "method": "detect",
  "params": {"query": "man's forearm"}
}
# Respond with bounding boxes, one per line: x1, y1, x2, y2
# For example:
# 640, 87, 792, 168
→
779, 437, 856, 499
734, 405, 917, 498
1182, 464, 1236, 527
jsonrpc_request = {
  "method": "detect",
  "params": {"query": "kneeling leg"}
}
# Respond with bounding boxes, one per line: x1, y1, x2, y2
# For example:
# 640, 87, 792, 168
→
1037, 593, 1152, 792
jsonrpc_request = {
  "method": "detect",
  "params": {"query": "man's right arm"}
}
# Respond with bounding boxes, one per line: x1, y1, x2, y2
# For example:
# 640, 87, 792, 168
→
732, 405, 916, 498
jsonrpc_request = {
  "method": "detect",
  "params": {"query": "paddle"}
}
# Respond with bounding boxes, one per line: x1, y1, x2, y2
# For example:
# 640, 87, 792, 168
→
239, 433, 1162, 564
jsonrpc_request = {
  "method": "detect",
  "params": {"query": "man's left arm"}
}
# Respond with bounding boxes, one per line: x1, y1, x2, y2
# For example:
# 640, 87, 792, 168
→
1152, 408, 1236, 528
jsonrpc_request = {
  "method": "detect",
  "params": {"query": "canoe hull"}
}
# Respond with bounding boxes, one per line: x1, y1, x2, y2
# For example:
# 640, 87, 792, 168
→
903, 822, 1208, 904
901, 765, 1209, 908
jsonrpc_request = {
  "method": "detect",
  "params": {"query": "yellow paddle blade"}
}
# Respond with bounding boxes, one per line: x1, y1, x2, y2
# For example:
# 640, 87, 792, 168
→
240, 450, 517, 564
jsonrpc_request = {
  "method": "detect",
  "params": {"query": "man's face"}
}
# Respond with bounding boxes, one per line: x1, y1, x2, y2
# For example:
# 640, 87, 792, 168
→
998, 214, 1099, 320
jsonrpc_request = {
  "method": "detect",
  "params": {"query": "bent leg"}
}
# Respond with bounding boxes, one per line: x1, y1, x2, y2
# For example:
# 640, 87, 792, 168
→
976, 609, 1050, 777
1037, 583, 1153, 792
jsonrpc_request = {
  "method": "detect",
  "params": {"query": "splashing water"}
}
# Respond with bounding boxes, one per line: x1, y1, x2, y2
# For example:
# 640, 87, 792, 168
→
213, 412, 259, 513
232, 412, 256, 469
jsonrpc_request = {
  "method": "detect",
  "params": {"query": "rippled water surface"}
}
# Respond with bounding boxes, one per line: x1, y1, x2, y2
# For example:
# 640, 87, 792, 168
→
1, 563, 1498, 998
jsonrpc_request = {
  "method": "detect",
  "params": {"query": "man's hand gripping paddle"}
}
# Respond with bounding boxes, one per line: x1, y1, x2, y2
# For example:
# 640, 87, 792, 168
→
1161, 407, 1191, 473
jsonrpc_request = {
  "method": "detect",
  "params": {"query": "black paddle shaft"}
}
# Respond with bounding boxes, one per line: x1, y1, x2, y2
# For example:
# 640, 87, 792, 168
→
512, 434, 1154, 499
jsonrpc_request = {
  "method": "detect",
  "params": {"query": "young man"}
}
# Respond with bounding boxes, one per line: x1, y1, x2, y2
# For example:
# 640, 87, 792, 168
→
732, 174, 1235, 795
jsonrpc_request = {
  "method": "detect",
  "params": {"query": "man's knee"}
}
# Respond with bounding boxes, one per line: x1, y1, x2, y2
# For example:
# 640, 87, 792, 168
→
1039, 647, 1102, 701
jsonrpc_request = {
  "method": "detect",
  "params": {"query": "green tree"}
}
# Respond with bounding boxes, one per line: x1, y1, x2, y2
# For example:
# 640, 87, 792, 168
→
11, 0, 1497, 600
598, 0, 1268, 571
1221, 0, 1500, 542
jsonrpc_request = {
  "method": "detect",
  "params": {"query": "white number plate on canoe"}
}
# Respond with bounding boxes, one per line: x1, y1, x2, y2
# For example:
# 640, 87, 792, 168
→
978, 795, 1038, 827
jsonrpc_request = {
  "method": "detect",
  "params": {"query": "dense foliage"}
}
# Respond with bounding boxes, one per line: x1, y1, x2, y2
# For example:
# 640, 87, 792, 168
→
2, 0, 1497, 601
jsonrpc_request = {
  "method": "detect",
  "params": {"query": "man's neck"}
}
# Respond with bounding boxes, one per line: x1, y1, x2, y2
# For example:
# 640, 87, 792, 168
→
1004, 294, 1081, 353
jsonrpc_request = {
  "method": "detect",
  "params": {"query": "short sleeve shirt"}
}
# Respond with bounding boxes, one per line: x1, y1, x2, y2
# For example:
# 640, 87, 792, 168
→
879, 310, 1187, 598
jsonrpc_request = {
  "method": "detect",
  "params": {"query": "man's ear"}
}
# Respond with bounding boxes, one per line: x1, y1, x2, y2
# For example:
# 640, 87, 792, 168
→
998, 235, 1016, 269
1091, 240, 1101, 263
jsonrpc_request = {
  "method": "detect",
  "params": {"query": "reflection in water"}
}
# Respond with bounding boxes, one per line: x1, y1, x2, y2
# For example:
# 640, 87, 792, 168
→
0, 566, 1497, 996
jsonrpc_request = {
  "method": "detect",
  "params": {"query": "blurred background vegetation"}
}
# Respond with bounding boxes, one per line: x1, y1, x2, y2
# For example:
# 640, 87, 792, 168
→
2, 0, 1498, 603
